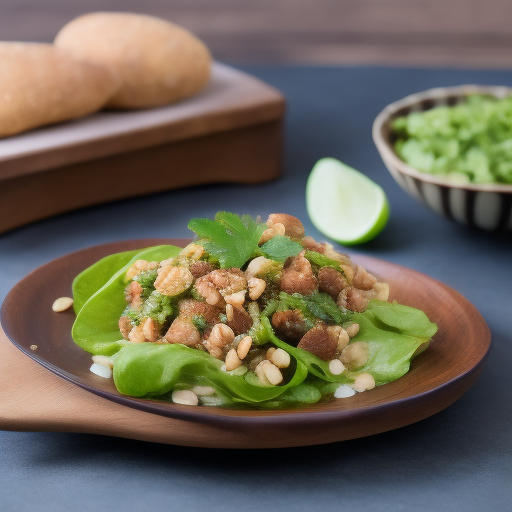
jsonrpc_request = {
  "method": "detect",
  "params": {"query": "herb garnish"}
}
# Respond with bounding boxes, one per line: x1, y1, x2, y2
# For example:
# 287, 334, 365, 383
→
188, 212, 266, 269
260, 236, 303, 262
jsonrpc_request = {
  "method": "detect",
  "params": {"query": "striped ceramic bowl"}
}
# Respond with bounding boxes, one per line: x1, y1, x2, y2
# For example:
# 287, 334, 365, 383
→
372, 85, 512, 231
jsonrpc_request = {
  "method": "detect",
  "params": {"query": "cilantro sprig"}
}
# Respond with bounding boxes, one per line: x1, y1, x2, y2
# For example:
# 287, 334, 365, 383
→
188, 212, 266, 269
259, 236, 303, 262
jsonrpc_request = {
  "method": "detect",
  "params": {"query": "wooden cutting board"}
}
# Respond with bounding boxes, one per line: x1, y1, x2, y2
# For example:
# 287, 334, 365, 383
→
0, 63, 285, 234
0, 326, 244, 448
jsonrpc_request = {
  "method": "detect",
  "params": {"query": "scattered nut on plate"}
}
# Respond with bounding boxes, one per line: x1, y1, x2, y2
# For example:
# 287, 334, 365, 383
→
52, 297, 74, 312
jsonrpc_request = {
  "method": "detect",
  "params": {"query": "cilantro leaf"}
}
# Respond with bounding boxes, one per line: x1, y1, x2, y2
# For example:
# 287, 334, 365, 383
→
262, 291, 351, 326
188, 212, 265, 269
260, 236, 303, 262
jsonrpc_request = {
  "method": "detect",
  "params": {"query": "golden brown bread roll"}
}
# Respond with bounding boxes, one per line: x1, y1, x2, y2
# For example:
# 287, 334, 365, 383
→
54, 12, 212, 109
0, 42, 119, 138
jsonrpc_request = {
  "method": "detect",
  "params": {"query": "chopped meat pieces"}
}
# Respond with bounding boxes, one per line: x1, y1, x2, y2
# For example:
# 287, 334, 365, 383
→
279, 251, 318, 295
178, 299, 220, 325
271, 309, 310, 342
119, 316, 132, 340
227, 306, 253, 336
353, 266, 378, 291
267, 213, 305, 239
318, 267, 348, 298
142, 317, 161, 342
189, 260, 215, 279
297, 324, 338, 361
125, 281, 143, 308
165, 316, 201, 346
300, 236, 325, 253
337, 287, 369, 312
195, 268, 247, 306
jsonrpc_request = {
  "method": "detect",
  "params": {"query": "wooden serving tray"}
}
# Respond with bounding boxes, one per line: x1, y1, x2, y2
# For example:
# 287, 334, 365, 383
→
0, 325, 246, 448
0, 63, 285, 234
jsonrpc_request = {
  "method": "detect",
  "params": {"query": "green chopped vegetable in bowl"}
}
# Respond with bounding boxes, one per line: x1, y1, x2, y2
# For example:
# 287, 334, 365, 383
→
392, 94, 512, 185
72, 212, 437, 408
373, 85, 512, 231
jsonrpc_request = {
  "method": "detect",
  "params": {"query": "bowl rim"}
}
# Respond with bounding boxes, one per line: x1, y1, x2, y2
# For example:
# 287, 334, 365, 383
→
372, 84, 512, 194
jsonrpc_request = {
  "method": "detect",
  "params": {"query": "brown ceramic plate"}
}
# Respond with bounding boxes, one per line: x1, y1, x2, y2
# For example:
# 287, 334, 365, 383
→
0, 239, 491, 446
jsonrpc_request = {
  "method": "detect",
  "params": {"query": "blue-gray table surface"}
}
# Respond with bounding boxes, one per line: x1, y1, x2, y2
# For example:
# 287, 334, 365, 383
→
1, 66, 511, 512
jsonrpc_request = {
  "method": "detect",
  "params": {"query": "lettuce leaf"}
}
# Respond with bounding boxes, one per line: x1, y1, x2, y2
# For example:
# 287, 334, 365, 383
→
350, 300, 438, 385
113, 343, 308, 404
72, 245, 182, 356
72, 248, 142, 314
262, 300, 437, 387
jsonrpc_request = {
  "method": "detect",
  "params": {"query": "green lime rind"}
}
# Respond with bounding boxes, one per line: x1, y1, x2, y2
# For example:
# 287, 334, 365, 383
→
306, 157, 389, 245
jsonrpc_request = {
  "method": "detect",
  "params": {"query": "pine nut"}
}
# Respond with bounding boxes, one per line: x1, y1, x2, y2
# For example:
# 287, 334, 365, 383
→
246, 256, 273, 276
248, 277, 266, 300
322, 243, 342, 261
142, 317, 160, 342
90, 363, 112, 379
374, 282, 390, 301
328, 359, 345, 375
192, 385, 216, 396
226, 304, 234, 322
237, 336, 252, 359
208, 323, 235, 347
272, 222, 286, 236
225, 348, 242, 371
128, 324, 146, 343
340, 342, 368, 368
270, 348, 291, 368
351, 373, 376, 392
92, 355, 114, 369
263, 361, 283, 385
172, 389, 199, 406
337, 328, 350, 351
224, 290, 247, 306
259, 222, 286, 244
154, 266, 194, 296
52, 297, 73, 312
180, 243, 204, 260
334, 384, 356, 398
266, 347, 276, 359
205, 344, 223, 359
259, 228, 276, 244
346, 323, 360, 338
126, 259, 158, 279
199, 396, 225, 406
255, 361, 271, 385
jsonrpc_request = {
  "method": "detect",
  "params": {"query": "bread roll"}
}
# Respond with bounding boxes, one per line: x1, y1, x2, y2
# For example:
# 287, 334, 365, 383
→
54, 12, 212, 109
0, 43, 119, 138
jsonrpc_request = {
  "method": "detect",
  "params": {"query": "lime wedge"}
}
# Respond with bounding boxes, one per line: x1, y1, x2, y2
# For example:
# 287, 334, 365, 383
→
306, 158, 389, 245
